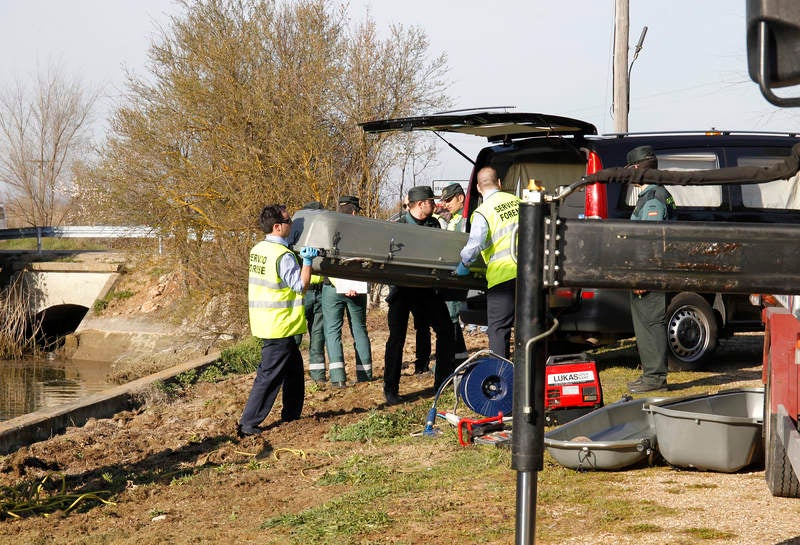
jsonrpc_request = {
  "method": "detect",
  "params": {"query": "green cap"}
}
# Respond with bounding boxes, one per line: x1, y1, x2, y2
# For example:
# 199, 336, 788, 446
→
440, 183, 465, 202
338, 195, 361, 210
407, 185, 435, 202
626, 146, 656, 166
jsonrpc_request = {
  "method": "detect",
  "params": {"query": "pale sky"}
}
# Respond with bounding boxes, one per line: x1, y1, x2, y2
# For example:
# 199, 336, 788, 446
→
0, 0, 795, 183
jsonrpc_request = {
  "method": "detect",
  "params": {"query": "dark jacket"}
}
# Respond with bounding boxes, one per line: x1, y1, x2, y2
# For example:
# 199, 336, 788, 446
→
398, 211, 442, 228
386, 212, 442, 302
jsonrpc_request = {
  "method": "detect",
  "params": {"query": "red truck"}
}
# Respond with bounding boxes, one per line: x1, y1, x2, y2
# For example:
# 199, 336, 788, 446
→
750, 0, 800, 498
759, 296, 800, 496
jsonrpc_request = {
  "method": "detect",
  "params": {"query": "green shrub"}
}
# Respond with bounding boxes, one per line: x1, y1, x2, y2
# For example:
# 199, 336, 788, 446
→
176, 369, 197, 388
217, 337, 261, 375
327, 408, 424, 442
199, 365, 224, 382
92, 289, 136, 313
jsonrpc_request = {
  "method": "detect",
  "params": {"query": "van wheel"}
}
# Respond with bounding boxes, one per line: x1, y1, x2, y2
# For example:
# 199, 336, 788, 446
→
666, 292, 718, 371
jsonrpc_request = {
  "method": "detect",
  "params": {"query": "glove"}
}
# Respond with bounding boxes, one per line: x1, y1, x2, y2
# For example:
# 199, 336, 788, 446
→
299, 246, 318, 267
455, 262, 470, 276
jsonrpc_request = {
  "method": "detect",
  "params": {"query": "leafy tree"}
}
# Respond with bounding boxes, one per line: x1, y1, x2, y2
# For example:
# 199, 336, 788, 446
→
77, 0, 450, 327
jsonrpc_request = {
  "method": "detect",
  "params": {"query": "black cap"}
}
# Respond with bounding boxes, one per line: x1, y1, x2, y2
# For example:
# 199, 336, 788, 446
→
407, 185, 435, 202
302, 201, 324, 210
338, 195, 361, 210
626, 145, 656, 166
440, 183, 465, 202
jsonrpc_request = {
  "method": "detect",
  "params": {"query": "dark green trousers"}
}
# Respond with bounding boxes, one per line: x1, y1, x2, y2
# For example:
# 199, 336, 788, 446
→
299, 286, 327, 381
630, 291, 668, 380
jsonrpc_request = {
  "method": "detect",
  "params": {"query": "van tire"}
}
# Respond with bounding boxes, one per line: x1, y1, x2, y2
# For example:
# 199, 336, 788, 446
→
666, 292, 718, 371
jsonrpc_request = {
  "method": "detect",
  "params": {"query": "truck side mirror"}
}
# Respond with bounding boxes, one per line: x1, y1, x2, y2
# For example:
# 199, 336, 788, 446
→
747, 0, 800, 106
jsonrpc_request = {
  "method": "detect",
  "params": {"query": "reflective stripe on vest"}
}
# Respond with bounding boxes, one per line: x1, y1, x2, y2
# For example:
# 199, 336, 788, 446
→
248, 240, 307, 339
473, 191, 520, 288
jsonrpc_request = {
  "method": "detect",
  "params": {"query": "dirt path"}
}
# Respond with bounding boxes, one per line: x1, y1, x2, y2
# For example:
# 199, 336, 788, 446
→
1, 313, 799, 544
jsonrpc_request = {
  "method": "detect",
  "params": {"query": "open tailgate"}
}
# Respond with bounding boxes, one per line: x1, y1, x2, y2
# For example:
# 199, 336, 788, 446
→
360, 111, 597, 143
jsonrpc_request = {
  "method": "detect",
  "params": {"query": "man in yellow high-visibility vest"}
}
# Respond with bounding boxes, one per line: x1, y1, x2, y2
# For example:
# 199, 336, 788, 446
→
238, 204, 317, 437
455, 167, 520, 358
439, 182, 469, 361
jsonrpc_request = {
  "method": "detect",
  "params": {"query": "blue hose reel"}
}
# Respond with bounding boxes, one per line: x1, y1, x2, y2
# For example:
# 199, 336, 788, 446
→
457, 355, 514, 417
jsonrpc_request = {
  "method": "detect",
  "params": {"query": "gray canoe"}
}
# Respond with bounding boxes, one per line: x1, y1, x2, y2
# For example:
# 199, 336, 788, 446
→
289, 209, 487, 290
545, 396, 663, 471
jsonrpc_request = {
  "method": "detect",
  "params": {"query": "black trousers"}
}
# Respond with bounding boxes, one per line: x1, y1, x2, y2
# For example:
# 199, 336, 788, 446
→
487, 279, 516, 359
239, 336, 305, 430
384, 287, 455, 393
411, 307, 431, 371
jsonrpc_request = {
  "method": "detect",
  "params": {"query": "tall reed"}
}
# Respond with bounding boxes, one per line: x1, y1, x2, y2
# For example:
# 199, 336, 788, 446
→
0, 273, 43, 359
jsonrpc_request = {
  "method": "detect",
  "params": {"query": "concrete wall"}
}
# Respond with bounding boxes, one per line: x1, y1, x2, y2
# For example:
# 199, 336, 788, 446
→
24, 261, 121, 314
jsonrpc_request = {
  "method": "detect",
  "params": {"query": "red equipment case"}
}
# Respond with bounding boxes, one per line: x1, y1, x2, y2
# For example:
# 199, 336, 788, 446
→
544, 353, 603, 426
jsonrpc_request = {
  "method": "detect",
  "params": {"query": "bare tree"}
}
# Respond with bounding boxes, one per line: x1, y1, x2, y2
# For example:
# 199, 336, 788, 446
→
0, 66, 99, 228
393, 131, 438, 214
331, 20, 451, 217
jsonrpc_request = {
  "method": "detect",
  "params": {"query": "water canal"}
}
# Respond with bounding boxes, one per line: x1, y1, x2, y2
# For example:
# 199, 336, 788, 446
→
0, 357, 114, 422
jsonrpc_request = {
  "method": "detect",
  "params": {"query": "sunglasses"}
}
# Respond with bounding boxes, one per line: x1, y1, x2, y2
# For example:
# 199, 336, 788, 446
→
277, 217, 293, 225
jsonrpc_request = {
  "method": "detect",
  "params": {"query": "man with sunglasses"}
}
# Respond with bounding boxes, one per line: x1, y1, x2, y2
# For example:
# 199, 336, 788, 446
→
439, 183, 469, 361
440, 182, 467, 233
383, 186, 455, 405
238, 204, 318, 437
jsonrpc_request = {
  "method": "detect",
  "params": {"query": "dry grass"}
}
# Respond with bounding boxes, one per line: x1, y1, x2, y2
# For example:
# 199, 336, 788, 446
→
0, 274, 42, 359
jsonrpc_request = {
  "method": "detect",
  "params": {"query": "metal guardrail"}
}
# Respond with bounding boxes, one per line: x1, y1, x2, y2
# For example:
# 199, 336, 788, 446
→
0, 225, 221, 253
0, 225, 163, 252
0, 226, 159, 241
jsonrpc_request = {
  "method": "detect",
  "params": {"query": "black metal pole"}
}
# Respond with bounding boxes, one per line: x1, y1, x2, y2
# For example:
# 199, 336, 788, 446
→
512, 197, 547, 545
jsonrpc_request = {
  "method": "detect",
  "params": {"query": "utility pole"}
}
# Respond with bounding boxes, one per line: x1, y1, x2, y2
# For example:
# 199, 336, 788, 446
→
613, 0, 630, 133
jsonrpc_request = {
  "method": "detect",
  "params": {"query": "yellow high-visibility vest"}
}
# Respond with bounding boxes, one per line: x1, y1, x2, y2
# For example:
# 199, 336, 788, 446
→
472, 191, 520, 288
248, 240, 306, 339
447, 212, 464, 232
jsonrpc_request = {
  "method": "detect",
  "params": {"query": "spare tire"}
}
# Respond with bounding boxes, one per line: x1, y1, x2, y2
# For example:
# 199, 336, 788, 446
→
666, 292, 718, 371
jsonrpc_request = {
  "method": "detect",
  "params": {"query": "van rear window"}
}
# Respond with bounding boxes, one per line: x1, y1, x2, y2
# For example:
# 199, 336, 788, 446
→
739, 156, 800, 209
625, 152, 722, 207
501, 162, 585, 194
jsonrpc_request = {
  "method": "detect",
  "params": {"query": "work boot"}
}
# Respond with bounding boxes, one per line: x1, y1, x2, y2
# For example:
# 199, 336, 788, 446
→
236, 423, 263, 438
628, 377, 667, 393
383, 387, 402, 406
627, 376, 646, 389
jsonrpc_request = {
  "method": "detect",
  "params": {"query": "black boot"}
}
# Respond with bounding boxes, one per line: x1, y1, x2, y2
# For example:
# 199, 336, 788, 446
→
383, 387, 402, 406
